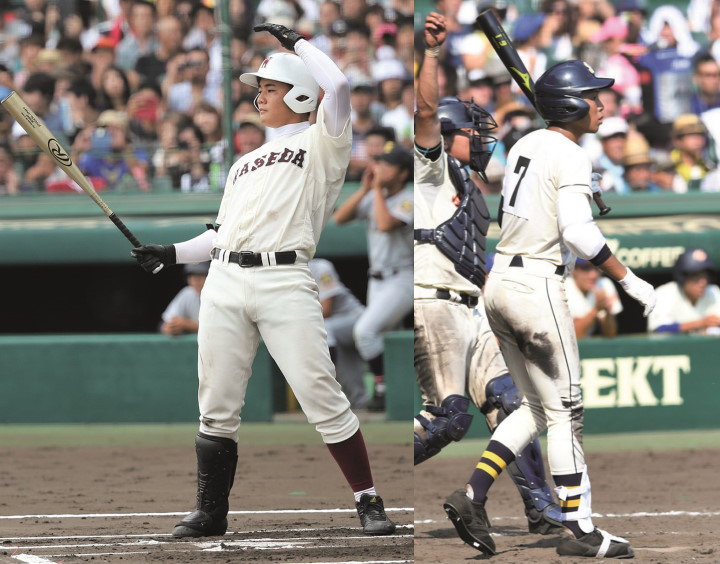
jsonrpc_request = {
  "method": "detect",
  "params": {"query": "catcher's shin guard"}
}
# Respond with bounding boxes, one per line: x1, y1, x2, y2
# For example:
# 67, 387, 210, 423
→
172, 432, 238, 538
482, 374, 563, 534
506, 439, 564, 534
414, 394, 473, 465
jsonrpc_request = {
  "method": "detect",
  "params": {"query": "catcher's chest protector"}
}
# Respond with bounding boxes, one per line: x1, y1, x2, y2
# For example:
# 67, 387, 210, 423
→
416, 155, 491, 289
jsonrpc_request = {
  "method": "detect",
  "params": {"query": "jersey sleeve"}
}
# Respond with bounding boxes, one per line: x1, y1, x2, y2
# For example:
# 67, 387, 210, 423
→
389, 188, 414, 224
414, 145, 446, 187
556, 144, 592, 196
355, 191, 373, 220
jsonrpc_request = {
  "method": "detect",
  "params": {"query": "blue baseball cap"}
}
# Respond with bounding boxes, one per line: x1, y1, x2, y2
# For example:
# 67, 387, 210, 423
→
513, 13, 546, 43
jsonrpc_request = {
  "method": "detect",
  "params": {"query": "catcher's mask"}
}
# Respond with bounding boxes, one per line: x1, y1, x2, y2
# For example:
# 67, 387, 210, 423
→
437, 97, 497, 181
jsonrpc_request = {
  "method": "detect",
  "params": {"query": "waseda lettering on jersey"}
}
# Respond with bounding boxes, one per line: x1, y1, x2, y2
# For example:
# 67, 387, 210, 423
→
235, 148, 306, 179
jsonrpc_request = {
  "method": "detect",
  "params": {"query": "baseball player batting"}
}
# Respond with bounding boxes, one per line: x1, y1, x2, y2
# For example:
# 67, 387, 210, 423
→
466, 59, 657, 559
132, 24, 395, 537
414, 13, 562, 555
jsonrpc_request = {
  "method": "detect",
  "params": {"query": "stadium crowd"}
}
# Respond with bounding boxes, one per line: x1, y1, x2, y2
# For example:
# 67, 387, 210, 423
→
0, 0, 414, 194
418, 0, 720, 195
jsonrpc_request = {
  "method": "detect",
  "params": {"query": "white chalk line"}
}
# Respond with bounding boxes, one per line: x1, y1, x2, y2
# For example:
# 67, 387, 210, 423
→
0, 507, 413, 520
0, 523, 414, 542
11, 556, 59, 564
416, 508, 720, 525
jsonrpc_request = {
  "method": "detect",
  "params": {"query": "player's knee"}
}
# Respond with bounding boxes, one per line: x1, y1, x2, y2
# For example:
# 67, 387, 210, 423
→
414, 394, 474, 465
481, 373, 521, 428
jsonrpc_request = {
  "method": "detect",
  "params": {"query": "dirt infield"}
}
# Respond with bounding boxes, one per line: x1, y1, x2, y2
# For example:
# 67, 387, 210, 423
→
415, 446, 720, 563
0, 424, 413, 563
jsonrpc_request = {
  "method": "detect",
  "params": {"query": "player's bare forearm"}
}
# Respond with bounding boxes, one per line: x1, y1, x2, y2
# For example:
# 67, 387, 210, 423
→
372, 187, 403, 232
415, 13, 444, 149
333, 185, 366, 224
597, 255, 628, 282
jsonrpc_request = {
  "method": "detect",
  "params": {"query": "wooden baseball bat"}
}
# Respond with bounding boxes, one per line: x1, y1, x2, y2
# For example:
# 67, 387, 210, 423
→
1, 90, 163, 272
475, 10, 611, 216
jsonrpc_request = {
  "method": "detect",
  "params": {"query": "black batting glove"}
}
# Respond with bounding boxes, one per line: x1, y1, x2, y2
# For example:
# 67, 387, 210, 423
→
131, 244, 176, 274
254, 23, 303, 50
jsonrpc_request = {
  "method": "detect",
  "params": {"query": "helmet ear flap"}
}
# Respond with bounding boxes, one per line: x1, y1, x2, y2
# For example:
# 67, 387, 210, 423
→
535, 94, 590, 123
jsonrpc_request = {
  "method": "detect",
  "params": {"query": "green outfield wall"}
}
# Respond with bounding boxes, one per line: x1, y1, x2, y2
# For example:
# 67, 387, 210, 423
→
414, 334, 720, 435
0, 331, 414, 424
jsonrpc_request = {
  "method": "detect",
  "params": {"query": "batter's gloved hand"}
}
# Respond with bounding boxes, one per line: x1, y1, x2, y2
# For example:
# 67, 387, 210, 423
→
254, 23, 303, 50
619, 267, 657, 317
131, 244, 176, 274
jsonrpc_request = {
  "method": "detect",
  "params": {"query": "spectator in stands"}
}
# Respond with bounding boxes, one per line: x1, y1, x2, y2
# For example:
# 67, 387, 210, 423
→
348, 81, 381, 182
15, 133, 57, 192
127, 82, 163, 149
309, 1, 341, 56
13, 72, 70, 147
77, 110, 150, 191
235, 116, 266, 157
165, 48, 220, 114
637, 5, 700, 146
462, 70, 496, 114
0, 144, 19, 195
363, 125, 397, 162
374, 59, 411, 146
178, 122, 211, 192
593, 17, 643, 117
691, 53, 720, 115
151, 112, 188, 189
652, 151, 685, 191
511, 13, 548, 90
333, 143, 414, 411
616, 0, 651, 49
572, 0, 615, 47
648, 248, 720, 335
115, 0, 158, 75
308, 257, 369, 410
566, 258, 623, 338
539, 0, 574, 66
56, 36, 90, 78
96, 65, 132, 113
593, 116, 630, 193
64, 76, 100, 143
135, 15, 184, 89
174, 0, 196, 37
622, 133, 661, 192
670, 114, 715, 192
88, 37, 117, 94
160, 262, 209, 336
182, 0, 222, 94
192, 101, 226, 191
14, 34, 45, 90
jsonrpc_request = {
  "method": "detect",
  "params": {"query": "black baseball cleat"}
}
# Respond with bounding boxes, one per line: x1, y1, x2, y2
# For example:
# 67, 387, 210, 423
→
443, 489, 496, 555
355, 494, 396, 535
172, 509, 228, 538
556, 528, 634, 558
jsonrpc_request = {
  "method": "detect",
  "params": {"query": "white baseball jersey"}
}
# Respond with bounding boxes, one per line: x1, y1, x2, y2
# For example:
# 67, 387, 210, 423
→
565, 276, 623, 337
647, 281, 720, 333
414, 146, 482, 296
214, 108, 351, 256
497, 129, 592, 267
355, 188, 414, 273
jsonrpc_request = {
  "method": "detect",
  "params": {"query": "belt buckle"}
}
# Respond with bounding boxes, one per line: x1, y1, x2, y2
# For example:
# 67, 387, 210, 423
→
239, 251, 255, 267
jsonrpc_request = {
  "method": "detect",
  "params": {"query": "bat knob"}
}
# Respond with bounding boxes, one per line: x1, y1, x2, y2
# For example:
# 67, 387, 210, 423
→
152, 264, 164, 275
599, 206, 612, 216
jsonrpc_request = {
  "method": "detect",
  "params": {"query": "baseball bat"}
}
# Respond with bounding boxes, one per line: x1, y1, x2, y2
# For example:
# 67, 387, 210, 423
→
1, 90, 163, 272
475, 10, 611, 216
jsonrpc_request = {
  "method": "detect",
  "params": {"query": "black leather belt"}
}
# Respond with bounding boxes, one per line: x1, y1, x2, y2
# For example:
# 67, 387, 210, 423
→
369, 268, 399, 280
510, 255, 565, 276
211, 248, 296, 267
436, 289, 479, 308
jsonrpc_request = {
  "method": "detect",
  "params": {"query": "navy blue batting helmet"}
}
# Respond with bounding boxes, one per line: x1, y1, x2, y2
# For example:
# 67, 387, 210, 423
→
534, 60, 614, 123
673, 248, 717, 284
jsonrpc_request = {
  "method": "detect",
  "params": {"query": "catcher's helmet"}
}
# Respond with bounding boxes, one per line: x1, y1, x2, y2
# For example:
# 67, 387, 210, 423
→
534, 60, 614, 123
673, 248, 717, 284
240, 53, 319, 114
437, 97, 497, 177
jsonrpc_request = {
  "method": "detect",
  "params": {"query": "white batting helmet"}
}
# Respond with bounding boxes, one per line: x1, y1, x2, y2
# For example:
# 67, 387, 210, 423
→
239, 53, 319, 114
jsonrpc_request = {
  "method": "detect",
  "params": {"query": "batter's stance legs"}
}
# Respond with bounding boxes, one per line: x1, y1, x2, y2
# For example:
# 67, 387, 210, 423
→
172, 433, 238, 538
